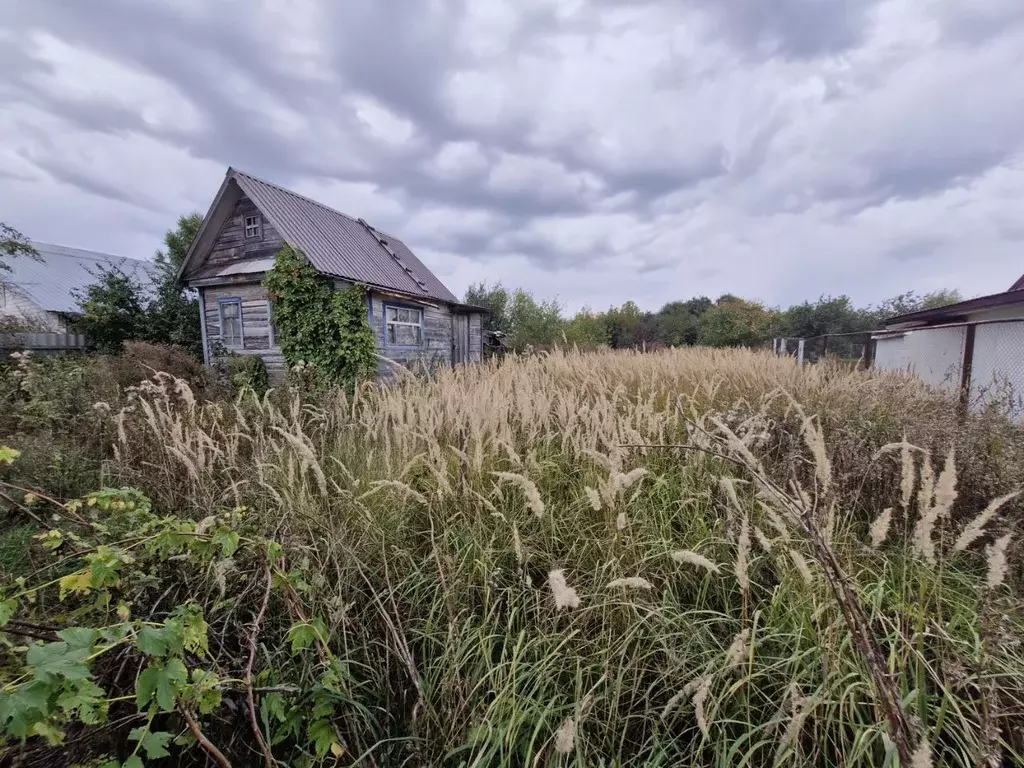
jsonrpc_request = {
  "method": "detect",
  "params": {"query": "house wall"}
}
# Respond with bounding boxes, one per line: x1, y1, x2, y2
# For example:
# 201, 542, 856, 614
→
368, 290, 452, 380
197, 195, 285, 278
873, 326, 966, 391
469, 313, 482, 363
0, 284, 68, 332
201, 282, 285, 381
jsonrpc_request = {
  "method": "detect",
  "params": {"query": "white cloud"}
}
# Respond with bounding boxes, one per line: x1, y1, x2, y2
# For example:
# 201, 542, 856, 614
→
23, 31, 206, 134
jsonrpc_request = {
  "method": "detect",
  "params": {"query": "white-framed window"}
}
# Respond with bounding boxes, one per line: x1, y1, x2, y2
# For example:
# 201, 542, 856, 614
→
244, 214, 262, 240
385, 305, 423, 346
219, 298, 243, 347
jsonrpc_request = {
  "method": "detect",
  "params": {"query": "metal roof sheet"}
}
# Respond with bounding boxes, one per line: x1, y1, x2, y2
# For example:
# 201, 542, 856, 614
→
230, 169, 458, 304
3, 242, 153, 314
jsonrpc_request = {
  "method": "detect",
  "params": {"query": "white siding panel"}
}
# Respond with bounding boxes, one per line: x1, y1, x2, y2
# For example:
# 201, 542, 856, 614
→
874, 327, 965, 391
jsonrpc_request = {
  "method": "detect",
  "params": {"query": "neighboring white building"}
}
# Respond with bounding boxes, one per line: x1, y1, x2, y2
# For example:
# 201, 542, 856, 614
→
0, 242, 151, 332
875, 275, 1024, 415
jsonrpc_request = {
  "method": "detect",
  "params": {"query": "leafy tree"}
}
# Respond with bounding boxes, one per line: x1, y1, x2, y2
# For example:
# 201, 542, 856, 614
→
507, 288, 564, 350
696, 297, 777, 348
72, 264, 148, 354
778, 295, 873, 339
71, 213, 204, 357
0, 222, 39, 272
654, 297, 712, 346
464, 282, 511, 335
148, 213, 203, 357
563, 309, 609, 349
604, 301, 647, 348
872, 289, 963, 321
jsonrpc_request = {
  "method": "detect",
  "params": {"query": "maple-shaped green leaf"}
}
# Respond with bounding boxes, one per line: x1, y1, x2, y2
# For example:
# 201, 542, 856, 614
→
35, 529, 64, 551
136, 666, 160, 710
3, 680, 53, 740
27, 642, 91, 684
136, 620, 185, 659
189, 669, 222, 715
56, 678, 106, 724
307, 718, 337, 758
212, 529, 240, 558
286, 622, 319, 655
85, 547, 125, 589
30, 718, 65, 745
136, 626, 169, 657
56, 627, 98, 653
122, 756, 144, 768
156, 658, 188, 712
262, 692, 287, 724
129, 726, 173, 759
58, 569, 93, 600
171, 604, 209, 658
0, 599, 16, 626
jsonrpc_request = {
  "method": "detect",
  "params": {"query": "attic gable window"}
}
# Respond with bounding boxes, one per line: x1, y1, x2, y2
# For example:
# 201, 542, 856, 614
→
244, 214, 262, 240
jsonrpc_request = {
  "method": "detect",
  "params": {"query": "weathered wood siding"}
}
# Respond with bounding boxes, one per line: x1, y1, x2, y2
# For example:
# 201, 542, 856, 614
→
192, 195, 284, 280
201, 283, 285, 381
469, 313, 482, 363
368, 291, 452, 380
0, 284, 68, 332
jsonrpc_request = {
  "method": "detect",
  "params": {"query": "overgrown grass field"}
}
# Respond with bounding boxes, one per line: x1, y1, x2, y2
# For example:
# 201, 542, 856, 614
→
2, 347, 1024, 767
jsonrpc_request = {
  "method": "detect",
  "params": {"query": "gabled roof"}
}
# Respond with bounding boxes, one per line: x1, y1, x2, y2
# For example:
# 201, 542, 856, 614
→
3, 242, 151, 314
181, 168, 458, 304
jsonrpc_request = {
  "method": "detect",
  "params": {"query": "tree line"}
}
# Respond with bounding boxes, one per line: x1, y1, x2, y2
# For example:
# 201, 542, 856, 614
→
465, 283, 963, 352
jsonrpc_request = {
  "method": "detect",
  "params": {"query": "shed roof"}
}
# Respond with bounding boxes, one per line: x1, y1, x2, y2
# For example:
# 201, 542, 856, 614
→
183, 168, 459, 304
880, 289, 1024, 328
3, 242, 152, 314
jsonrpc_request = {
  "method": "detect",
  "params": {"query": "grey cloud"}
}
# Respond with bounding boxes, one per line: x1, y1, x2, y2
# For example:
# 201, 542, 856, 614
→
699, 0, 879, 58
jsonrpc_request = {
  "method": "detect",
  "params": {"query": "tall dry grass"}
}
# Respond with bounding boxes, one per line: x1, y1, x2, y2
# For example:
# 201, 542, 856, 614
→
93, 347, 1024, 765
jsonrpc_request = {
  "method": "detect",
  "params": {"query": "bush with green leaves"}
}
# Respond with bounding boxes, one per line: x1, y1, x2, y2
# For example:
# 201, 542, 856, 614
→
0, 468, 362, 767
225, 354, 269, 396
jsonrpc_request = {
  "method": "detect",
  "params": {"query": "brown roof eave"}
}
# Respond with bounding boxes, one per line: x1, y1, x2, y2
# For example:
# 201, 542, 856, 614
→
880, 289, 1024, 327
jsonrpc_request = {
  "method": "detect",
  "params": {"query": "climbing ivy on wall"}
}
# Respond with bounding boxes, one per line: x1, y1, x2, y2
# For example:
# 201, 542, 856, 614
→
263, 246, 377, 385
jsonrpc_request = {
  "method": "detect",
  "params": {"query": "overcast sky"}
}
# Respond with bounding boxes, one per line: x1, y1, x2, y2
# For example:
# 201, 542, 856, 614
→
2, 1, 1023, 313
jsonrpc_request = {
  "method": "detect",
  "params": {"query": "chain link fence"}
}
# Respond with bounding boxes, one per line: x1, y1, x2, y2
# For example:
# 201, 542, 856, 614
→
776, 319, 1024, 419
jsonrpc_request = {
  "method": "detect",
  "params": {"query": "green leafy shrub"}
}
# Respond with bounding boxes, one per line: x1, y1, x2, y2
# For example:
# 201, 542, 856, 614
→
225, 353, 269, 396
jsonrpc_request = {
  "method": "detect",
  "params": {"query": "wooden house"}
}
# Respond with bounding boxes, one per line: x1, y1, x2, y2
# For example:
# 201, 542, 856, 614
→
177, 168, 486, 381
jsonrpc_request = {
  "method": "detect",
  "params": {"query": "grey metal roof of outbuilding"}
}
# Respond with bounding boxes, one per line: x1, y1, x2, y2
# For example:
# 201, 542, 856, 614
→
230, 169, 458, 304
3, 242, 152, 314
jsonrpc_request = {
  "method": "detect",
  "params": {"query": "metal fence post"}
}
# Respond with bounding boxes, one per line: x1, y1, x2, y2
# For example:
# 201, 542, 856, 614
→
958, 324, 976, 417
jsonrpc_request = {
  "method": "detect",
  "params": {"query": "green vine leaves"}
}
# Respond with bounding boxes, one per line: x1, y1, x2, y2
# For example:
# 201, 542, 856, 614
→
263, 246, 378, 387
